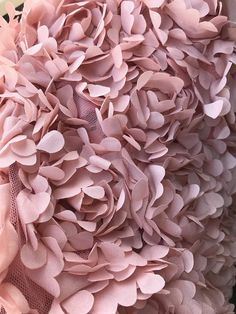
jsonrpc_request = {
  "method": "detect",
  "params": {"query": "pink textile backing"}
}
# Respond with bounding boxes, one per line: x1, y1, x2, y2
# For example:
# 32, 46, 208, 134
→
0, 0, 236, 313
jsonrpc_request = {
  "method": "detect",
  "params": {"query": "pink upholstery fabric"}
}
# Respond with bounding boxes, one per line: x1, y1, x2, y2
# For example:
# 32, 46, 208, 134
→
0, 0, 236, 313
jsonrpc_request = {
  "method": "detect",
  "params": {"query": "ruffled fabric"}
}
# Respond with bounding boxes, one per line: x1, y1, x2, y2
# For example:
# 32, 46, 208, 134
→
0, 0, 236, 313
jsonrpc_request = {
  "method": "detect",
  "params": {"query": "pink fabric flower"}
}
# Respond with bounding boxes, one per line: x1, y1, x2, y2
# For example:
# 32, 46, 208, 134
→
0, 0, 236, 313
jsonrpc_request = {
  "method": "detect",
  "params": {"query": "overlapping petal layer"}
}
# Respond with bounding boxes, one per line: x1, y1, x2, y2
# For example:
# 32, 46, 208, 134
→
0, 0, 236, 313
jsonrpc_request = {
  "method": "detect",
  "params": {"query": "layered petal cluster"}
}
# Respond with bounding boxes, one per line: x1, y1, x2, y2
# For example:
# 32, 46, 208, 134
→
0, 0, 236, 313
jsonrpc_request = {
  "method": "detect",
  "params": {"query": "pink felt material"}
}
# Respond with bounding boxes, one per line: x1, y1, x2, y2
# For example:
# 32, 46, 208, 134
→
0, 0, 236, 313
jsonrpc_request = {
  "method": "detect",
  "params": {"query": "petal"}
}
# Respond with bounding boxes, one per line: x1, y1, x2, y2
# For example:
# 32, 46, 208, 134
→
0, 221, 18, 274
62, 290, 94, 314
37, 131, 65, 153
77, 220, 97, 232
0, 283, 30, 314
69, 232, 94, 251
89, 155, 111, 170
39, 166, 65, 181
88, 269, 114, 282
148, 112, 165, 129
0, 135, 27, 154
38, 25, 49, 43
203, 100, 224, 118
141, 245, 169, 260
25, 43, 43, 55
123, 134, 141, 150
182, 250, 194, 273
14, 154, 37, 166
111, 45, 123, 68
100, 137, 121, 151
121, 1, 135, 34
20, 242, 47, 270
92, 290, 117, 314
83, 186, 105, 199
69, 55, 85, 74
143, 0, 165, 8
87, 84, 110, 97
111, 280, 137, 307
50, 13, 66, 37
54, 173, 93, 199
11, 139, 36, 156
17, 191, 50, 224
149, 10, 162, 33
137, 273, 165, 294
137, 71, 153, 90
0, 149, 15, 168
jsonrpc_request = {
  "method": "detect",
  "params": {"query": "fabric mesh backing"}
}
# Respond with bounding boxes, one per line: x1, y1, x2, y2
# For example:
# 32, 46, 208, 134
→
3, 164, 53, 314
74, 93, 104, 143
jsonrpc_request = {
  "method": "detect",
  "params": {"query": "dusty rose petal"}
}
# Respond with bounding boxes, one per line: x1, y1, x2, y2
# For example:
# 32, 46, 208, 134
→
111, 45, 123, 68
87, 84, 110, 97
89, 155, 111, 170
121, 1, 135, 34
69, 231, 94, 251
83, 186, 105, 199
17, 191, 50, 224
39, 166, 65, 181
0, 283, 30, 314
62, 290, 94, 314
91, 290, 118, 314
141, 245, 169, 260
37, 131, 65, 153
11, 139, 36, 156
111, 280, 137, 307
137, 273, 165, 294
203, 100, 224, 118
25, 43, 43, 55
144, 0, 165, 8
21, 242, 47, 270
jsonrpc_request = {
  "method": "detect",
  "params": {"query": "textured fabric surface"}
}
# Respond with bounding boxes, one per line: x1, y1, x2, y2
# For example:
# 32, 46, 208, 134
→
0, 0, 236, 313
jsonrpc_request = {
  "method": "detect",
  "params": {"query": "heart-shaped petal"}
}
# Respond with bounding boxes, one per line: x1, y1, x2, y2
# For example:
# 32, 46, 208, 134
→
21, 242, 47, 270
137, 273, 165, 294
37, 131, 65, 153
62, 290, 94, 314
